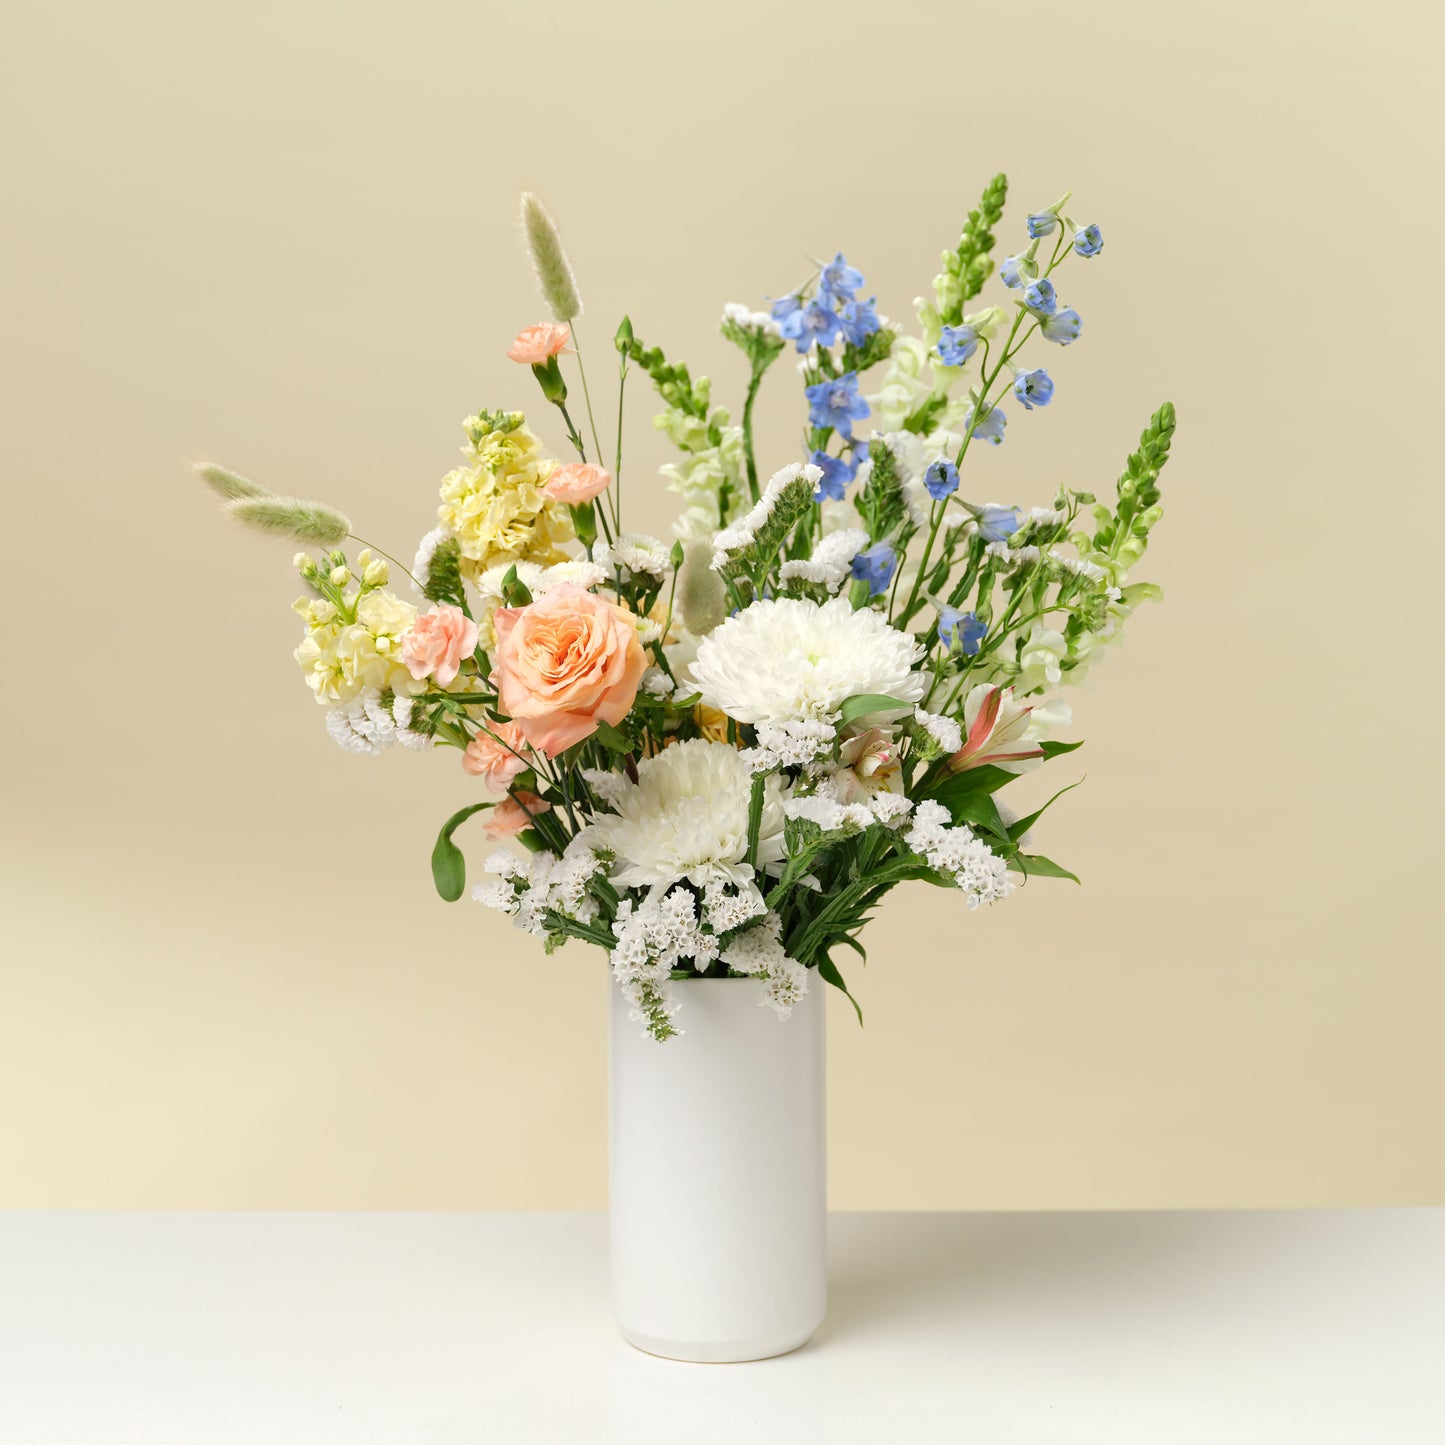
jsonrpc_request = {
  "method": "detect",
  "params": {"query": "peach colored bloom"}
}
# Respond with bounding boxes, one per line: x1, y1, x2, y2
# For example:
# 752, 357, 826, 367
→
506, 323, 572, 365
401, 604, 479, 688
484, 791, 551, 839
544, 462, 612, 504
493, 582, 647, 757
462, 720, 531, 793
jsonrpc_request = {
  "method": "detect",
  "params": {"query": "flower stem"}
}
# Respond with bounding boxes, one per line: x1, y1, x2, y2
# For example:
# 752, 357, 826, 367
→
569, 323, 607, 476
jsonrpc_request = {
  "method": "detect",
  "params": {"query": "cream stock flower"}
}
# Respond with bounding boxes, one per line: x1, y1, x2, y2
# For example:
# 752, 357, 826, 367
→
294, 590, 418, 705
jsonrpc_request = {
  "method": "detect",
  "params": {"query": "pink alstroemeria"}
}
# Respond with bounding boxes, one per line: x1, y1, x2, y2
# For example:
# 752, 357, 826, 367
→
946, 684, 1046, 774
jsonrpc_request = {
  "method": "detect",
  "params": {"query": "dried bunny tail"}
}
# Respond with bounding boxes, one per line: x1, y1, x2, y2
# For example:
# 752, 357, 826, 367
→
225, 495, 352, 547
195, 461, 268, 501
519, 191, 582, 322
678, 541, 728, 636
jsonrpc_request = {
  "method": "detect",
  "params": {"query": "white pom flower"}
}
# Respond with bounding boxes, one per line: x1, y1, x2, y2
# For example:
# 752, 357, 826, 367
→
689, 596, 925, 727
595, 532, 672, 578
585, 738, 787, 889
778, 527, 869, 593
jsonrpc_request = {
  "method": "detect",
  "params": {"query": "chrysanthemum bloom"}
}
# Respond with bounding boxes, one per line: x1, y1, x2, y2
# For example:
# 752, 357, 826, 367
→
484, 791, 551, 839
544, 462, 612, 504
506, 323, 572, 365
690, 595, 924, 727
946, 685, 1046, 774
586, 739, 786, 889
462, 720, 531, 792
401, 603, 478, 687
493, 583, 647, 756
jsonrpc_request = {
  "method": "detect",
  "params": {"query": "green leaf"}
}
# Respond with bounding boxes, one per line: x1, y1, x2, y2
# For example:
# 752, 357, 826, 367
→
1039, 739, 1084, 759
1007, 778, 1084, 842
928, 764, 1014, 811
591, 719, 632, 752
837, 693, 913, 728
1009, 852, 1081, 884
431, 802, 493, 901
817, 956, 864, 1026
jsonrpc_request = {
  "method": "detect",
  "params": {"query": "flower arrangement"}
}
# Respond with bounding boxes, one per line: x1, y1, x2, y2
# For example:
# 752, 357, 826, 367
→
198, 176, 1176, 1042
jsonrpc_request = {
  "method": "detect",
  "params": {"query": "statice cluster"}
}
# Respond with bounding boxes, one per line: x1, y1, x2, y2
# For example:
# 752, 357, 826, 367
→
904, 802, 1014, 907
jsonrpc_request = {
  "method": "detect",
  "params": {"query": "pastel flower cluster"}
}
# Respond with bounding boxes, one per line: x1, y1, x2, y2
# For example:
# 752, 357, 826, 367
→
201, 178, 1176, 1043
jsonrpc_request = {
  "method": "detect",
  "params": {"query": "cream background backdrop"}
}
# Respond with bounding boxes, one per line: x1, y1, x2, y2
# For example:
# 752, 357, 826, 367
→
2, 0, 1441, 1209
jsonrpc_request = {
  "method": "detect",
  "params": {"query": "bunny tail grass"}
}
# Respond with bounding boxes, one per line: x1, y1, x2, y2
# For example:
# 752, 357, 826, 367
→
195, 462, 269, 501
678, 542, 728, 636
224, 495, 352, 547
519, 191, 582, 322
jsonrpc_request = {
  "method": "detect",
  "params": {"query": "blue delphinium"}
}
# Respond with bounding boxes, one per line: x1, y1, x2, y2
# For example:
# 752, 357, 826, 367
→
1041, 308, 1082, 345
937, 606, 987, 655
1073, 224, 1103, 258
778, 298, 842, 353
971, 502, 1022, 542
999, 253, 1034, 289
963, 402, 1007, 446
819, 253, 864, 305
1012, 368, 1054, 411
851, 541, 897, 596
770, 294, 803, 328
810, 449, 859, 501
923, 458, 960, 500
839, 295, 881, 346
936, 324, 979, 367
805, 371, 870, 438
1026, 212, 1059, 239
1023, 278, 1057, 316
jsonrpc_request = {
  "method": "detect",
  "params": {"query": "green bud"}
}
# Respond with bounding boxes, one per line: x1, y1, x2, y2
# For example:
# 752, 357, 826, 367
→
532, 356, 568, 405
572, 499, 597, 549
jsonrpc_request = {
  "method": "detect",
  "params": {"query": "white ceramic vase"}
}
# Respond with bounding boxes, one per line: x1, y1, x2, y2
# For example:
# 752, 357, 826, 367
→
608, 976, 827, 1362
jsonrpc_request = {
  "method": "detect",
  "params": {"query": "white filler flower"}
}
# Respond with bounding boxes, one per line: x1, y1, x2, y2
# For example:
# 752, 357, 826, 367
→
689, 595, 925, 726
587, 739, 786, 889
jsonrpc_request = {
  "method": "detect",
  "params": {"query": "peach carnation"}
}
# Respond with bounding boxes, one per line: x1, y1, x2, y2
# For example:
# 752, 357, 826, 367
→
484, 791, 551, 839
462, 720, 531, 792
493, 582, 647, 757
506, 323, 572, 365
544, 462, 612, 504
401, 604, 478, 688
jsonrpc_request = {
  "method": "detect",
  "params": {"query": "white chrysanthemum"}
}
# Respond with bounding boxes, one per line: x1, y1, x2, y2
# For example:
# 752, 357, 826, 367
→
595, 532, 672, 578
585, 739, 786, 889
690, 596, 925, 727
778, 527, 869, 593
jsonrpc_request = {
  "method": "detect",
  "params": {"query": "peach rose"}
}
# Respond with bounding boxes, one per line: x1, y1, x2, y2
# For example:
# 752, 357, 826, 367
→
544, 462, 612, 504
506, 323, 572, 365
484, 791, 551, 839
401, 604, 478, 688
462, 720, 531, 792
493, 582, 647, 757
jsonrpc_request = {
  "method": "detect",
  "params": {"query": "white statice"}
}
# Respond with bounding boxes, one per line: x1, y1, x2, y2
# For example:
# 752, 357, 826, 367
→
690, 595, 925, 727
411, 526, 452, 597
325, 687, 431, 755
641, 667, 676, 699
595, 532, 672, 579
984, 540, 1043, 570
740, 718, 836, 774
711, 462, 822, 567
702, 879, 767, 934
580, 767, 630, 808
609, 887, 721, 1040
904, 801, 1013, 909
868, 790, 915, 828
778, 527, 870, 593
720, 301, 782, 338
913, 706, 962, 756
718, 911, 810, 1018
471, 836, 607, 937
782, 793, 875, 833
585, 739, 787, 889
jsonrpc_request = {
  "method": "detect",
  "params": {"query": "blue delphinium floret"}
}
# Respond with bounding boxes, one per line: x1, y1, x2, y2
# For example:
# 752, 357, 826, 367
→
819, 253, 864, 305
839, 296, 881, 346
1012, 368, 1054, 411
1026, 212, 1059, 239
999, 254, 1034, 289
1023, 278, 1057, 316
937, 606, 987, 655
963, 402, 1007, 446
972, 502, 1022, 542
936, 324, 979, 367
805, 371, 870, 438
1041, 309, 1082, 345
778, 299, 842, 353
851, 541, 896, 596
810, 449, 859, 501
923, 458, 960, 500
1073, 224, 1103, 258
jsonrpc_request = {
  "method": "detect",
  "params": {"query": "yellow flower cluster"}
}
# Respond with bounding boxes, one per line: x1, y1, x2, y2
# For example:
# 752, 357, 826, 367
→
293, 590, 418, 705
437, 411, 574, 583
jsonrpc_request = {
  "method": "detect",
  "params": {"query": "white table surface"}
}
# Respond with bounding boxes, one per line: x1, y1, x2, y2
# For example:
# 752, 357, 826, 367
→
0, 1210, 1440, 1443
